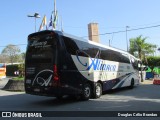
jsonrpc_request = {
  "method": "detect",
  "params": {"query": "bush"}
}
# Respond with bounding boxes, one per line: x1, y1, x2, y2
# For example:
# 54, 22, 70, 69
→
12, 76, 24, 81
6, 63, 25, 77
18, 63, 25, 77
145, 56, 160, 68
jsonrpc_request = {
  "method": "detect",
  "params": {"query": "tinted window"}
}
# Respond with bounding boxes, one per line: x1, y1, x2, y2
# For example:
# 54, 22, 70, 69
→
26, 34, 57, 64
83, 47, 100, 58
76, 40, 100, 58
101, 49, 111, 60
101, 48, 130, 63
63, 36, 79, 55
63, 37, 100, 58
63, 36, 130, 63
120, 53, 130, 63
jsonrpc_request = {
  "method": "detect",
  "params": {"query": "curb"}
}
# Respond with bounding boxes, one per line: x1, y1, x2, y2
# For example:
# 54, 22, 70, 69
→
2, 79, 24, 91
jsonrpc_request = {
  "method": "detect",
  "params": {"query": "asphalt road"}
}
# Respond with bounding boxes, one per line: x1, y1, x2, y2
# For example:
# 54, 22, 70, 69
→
0, 79, 159, 120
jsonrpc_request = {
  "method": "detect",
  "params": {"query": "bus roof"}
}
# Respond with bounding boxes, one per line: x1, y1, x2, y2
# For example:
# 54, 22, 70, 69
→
29, 30, 138, 60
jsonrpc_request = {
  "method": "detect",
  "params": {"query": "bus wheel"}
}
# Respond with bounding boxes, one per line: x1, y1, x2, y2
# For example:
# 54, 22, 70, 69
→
130, 79, 134, 89
81, 84, 91, 100
93, 82, 102, 99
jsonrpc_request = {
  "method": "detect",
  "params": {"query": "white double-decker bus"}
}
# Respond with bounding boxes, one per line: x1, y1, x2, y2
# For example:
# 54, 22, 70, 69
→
25, 30, 140, 100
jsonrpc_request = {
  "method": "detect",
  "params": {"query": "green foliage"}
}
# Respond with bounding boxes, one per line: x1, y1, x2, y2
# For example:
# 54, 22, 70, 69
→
145, 56, 160, 69
1, 44, 21, 63
12, 76, 24, 81
18, 63, 25, 77
129, 35, 157, 60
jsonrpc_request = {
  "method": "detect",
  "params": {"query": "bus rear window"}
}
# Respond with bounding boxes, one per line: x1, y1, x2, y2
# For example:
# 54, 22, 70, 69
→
26, 34, 57, 64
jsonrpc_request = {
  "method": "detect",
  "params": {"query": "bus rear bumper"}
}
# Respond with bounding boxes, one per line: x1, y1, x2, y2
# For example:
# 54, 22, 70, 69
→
25, 86, 82, 97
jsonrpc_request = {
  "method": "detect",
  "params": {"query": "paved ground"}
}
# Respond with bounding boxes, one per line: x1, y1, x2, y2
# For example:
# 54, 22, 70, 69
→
0, 78, 159, 120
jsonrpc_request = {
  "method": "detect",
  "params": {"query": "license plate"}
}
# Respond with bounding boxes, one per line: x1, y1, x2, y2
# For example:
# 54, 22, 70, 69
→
34, 88, 40, 92
26, 79, 31, 84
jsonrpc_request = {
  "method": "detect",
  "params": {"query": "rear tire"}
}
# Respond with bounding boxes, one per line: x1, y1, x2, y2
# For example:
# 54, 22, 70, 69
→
93, 82, 102, 99
81, 84, 91, 101
130, 79, 134, 89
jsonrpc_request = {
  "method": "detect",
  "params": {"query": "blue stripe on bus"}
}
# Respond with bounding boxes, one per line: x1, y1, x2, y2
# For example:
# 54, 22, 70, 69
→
102, 73, 134, 90
116, 73, 133, 88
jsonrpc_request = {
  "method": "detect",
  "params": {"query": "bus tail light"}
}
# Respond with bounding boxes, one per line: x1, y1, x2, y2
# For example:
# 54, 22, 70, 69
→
53, 65, 59, 81
52, 64, 60, 87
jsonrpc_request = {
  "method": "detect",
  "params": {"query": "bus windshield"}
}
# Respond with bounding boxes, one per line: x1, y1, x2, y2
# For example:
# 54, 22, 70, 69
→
26, 33, 57, 64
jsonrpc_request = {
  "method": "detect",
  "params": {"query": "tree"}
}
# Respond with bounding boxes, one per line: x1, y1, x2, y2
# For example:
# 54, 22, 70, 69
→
129, 35, 157, 62
21, 52, 26, 62
18, 63, 25, 77
0, 54, 9, 63
1, 44, 21, 64
145, 56, 160, 68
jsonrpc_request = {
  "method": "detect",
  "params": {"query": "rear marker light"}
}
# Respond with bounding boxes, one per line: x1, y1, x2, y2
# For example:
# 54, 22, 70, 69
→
53, 65, 59, 81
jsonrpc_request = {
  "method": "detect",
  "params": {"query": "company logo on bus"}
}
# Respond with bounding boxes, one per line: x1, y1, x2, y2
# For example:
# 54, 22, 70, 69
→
32, 69, 53, 86
30, 41, 47, 47
76, 50, 116, 71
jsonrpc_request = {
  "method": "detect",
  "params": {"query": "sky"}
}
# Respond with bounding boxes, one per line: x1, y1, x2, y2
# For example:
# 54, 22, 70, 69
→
0, 0, 160, 55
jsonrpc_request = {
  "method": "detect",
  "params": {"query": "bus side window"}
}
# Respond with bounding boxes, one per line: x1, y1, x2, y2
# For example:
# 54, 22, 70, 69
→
63, 36, 79, 55
100, 49, 111, 61
120, 53, 130, 63
82, 47, 100, 58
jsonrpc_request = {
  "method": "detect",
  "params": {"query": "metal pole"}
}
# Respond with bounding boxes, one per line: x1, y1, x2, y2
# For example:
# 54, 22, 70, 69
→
27, 13, 40, 32
35, 17, 36, 32
126, 26, 129, 52
140, 62, 143, 82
